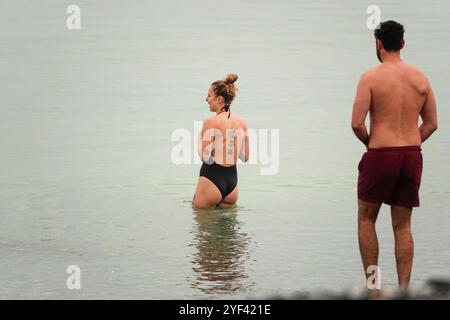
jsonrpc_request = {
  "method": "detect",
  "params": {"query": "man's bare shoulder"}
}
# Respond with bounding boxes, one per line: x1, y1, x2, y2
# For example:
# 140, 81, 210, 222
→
404, 63, 430, 84
404, 62, 426, 75
359, 67, 380, 83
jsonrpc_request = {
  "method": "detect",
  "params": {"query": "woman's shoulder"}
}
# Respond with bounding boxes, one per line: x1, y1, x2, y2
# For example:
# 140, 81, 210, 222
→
203, 114, 220, 122
231, 113, 248, 128
203, 113, 247, 129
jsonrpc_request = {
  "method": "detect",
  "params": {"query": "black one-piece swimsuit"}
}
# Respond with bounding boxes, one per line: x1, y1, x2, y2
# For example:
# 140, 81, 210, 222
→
199, 105, 238, 200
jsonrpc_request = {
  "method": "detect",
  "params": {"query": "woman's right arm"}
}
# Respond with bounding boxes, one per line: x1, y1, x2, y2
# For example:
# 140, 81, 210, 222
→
238, 121, 250, 162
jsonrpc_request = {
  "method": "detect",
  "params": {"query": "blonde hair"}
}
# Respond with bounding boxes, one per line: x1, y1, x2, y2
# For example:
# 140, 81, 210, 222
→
211, 73, 238, 106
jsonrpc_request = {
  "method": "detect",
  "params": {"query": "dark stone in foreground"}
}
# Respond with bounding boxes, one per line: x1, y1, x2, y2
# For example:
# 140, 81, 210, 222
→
265, 278, 450, 300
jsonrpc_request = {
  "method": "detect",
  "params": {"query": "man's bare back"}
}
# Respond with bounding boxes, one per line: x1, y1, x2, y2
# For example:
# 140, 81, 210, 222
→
352, 59, 437, 148
353, 20, 438, 289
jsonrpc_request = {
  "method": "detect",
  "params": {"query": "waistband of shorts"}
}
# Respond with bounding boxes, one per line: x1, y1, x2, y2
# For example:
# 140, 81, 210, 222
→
367, 145, 422, 152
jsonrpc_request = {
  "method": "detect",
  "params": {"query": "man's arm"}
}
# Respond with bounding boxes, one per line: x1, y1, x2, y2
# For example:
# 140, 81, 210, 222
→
351, 73, 371, 147
419, 85, 438, 143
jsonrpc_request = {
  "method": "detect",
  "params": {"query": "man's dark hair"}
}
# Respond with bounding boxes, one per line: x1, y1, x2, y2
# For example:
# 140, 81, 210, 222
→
374, 20, 405, 52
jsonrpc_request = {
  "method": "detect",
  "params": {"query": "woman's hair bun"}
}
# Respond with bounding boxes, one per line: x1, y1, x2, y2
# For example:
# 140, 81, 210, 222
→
224, 73, 238, 85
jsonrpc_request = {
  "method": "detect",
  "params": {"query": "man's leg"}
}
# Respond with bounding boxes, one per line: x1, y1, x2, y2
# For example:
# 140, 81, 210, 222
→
391, 205, 414, 288
358, 199, 382, 282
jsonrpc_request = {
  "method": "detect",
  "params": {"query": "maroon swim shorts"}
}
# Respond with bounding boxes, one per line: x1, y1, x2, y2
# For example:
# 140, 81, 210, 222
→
357, 146, 423, 207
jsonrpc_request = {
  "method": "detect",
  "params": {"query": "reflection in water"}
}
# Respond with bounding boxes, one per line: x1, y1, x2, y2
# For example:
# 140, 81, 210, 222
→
188, 206, 254, 295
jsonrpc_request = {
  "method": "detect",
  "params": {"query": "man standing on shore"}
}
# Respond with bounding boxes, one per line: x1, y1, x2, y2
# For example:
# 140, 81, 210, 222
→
351, 20, 438, 288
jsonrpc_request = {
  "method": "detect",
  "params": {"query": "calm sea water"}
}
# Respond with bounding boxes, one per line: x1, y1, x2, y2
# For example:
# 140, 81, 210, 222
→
0, 0, 449, 299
